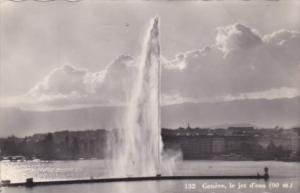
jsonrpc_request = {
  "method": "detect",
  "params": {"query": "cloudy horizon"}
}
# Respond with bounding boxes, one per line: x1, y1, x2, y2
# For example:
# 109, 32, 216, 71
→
0, 0, 299, 136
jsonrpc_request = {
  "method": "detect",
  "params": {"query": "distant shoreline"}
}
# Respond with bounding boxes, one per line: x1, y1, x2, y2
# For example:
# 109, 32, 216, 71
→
1, 127, 300, 162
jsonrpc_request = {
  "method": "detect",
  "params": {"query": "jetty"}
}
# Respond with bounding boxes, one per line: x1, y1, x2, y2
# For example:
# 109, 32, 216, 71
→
2, 167, 269, 187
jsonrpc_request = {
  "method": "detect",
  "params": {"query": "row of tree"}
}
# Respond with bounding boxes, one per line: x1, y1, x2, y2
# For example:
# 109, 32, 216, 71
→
0, 131, 107, 160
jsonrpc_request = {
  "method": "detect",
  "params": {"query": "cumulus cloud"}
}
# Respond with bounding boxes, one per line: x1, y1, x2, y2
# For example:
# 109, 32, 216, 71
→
28, 65, 89, 96
162, 23, 300, 102
16, 23, 300, 109
25, 55, 135, 109
93, 55, 136, 103
216, 23, 263, 54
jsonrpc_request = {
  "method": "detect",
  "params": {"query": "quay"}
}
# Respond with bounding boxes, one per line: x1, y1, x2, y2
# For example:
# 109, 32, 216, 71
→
2, 167, 269, 187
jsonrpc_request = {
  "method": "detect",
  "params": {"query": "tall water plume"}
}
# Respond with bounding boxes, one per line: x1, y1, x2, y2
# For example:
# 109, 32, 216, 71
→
111, 17, 162, 177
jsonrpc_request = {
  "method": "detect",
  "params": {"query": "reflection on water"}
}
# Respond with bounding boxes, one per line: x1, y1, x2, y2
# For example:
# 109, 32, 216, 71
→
1, 160, 299, 193
1, 160, 109, 183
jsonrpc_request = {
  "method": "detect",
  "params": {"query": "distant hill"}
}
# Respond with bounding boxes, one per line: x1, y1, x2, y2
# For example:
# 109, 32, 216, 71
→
162, 96, 300, 129
0, 106, 123, 137
0, 97, 299, 137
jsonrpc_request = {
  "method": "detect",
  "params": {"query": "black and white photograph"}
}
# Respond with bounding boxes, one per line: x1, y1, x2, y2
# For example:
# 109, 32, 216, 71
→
0, 0, 299, 192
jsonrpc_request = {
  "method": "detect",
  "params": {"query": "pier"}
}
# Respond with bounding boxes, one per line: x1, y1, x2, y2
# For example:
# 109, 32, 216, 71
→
2, 168, 269, 187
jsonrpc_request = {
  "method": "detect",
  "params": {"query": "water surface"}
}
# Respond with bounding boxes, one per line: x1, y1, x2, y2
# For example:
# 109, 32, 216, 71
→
1, 160, 299, 193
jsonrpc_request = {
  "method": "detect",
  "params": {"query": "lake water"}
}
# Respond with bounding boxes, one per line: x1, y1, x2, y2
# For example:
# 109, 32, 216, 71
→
1, 160, 299, 193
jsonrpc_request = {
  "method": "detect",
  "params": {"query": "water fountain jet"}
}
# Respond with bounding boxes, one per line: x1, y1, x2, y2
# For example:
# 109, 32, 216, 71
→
111, 17, 162, 177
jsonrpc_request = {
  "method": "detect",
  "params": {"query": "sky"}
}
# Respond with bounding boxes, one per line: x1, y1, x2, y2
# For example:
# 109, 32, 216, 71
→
0, 0, 299, 136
